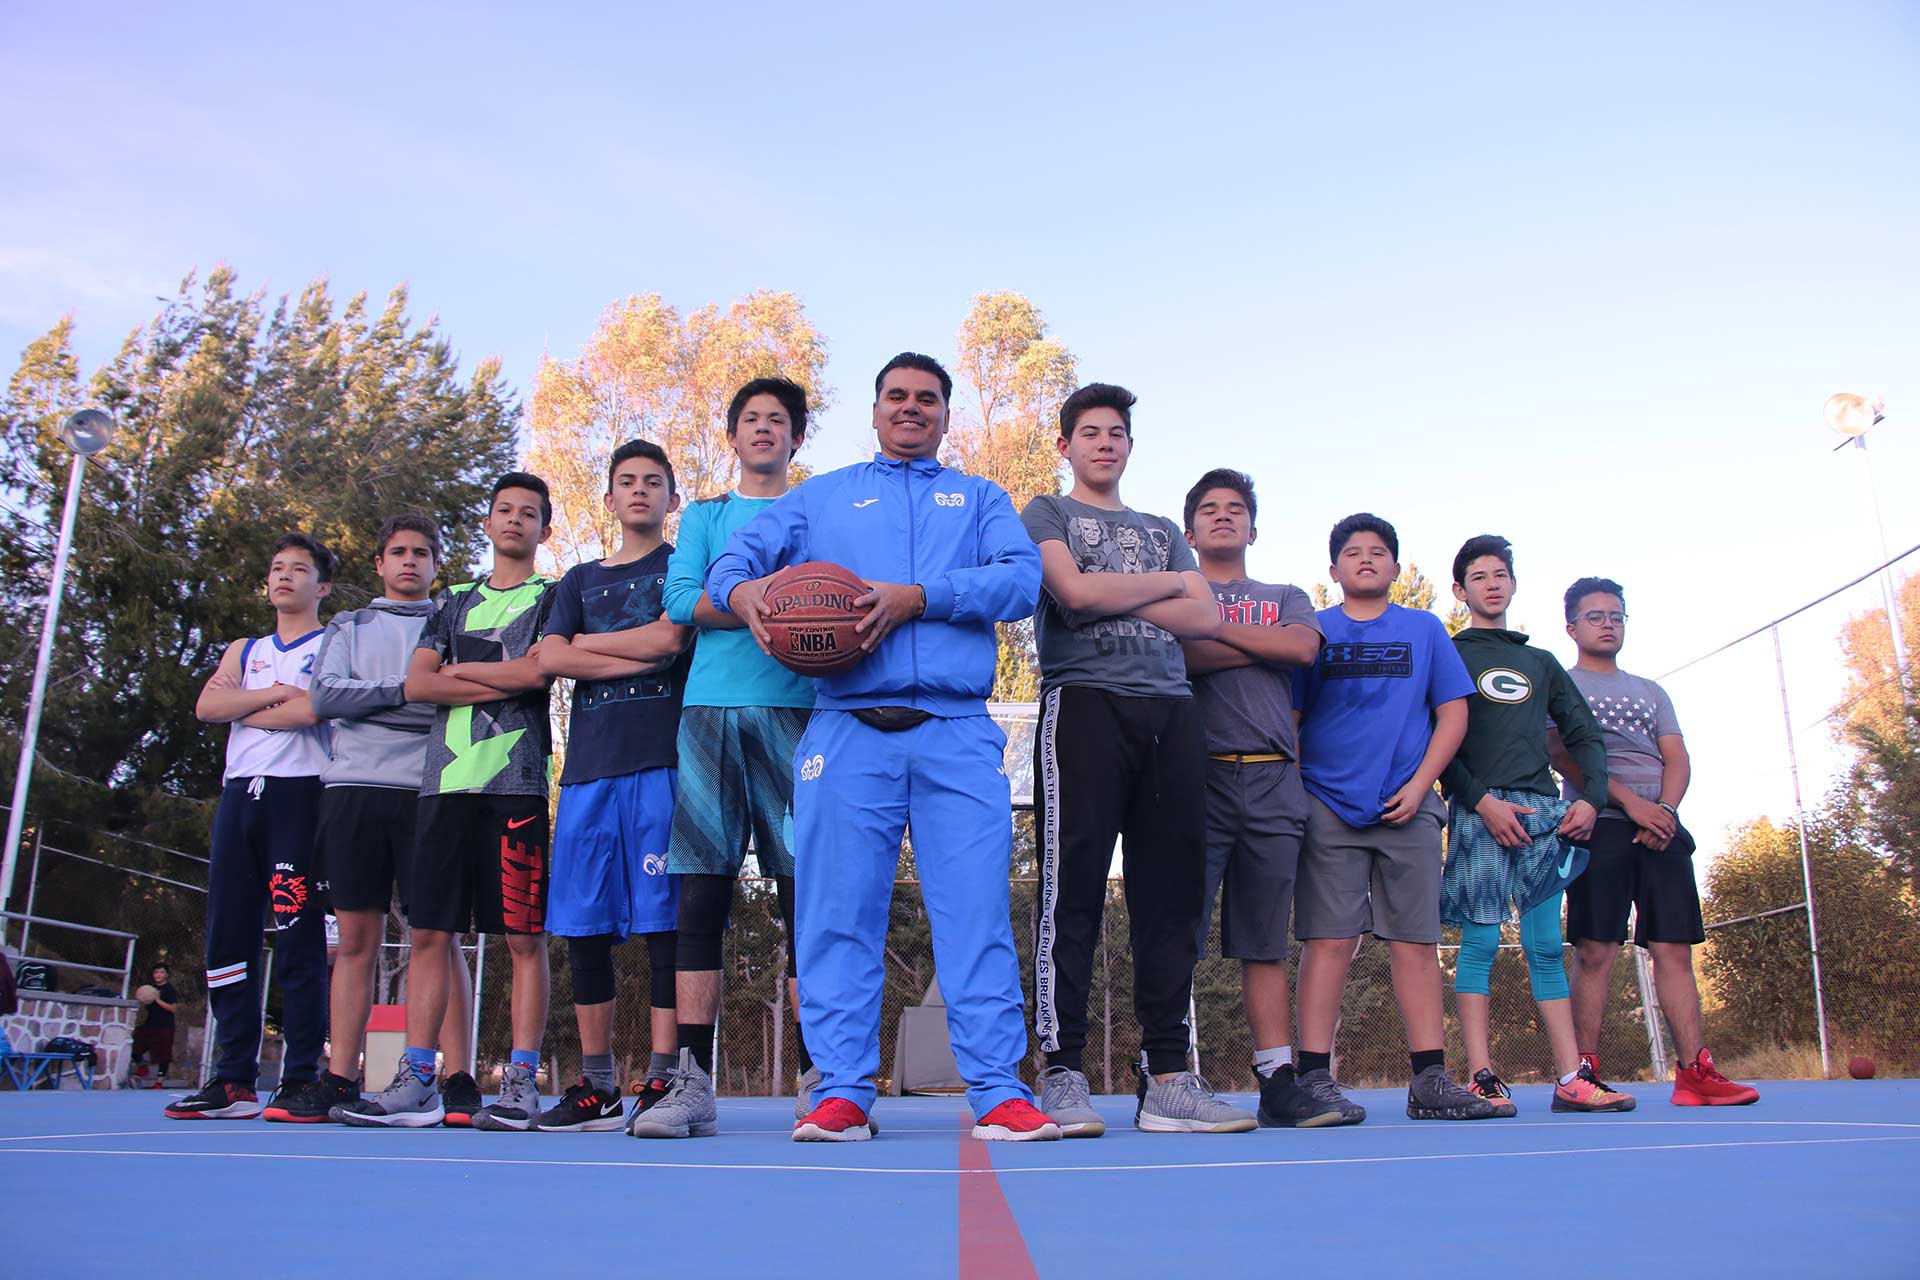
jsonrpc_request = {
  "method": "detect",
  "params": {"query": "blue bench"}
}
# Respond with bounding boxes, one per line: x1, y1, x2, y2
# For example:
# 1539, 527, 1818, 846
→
0, 1050, 95, 1091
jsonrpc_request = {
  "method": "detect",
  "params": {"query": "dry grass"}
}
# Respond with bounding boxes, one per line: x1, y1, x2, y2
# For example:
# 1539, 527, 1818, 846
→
1714, 1041, 1839, 1081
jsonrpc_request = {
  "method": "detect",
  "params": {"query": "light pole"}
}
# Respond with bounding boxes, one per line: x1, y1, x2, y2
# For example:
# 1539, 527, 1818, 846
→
1824, 393, 1914, 718
1, 408, 117, 917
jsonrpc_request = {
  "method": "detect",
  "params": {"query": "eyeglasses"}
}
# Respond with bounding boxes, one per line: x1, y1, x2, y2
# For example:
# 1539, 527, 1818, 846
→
1578, 611, 1628, 626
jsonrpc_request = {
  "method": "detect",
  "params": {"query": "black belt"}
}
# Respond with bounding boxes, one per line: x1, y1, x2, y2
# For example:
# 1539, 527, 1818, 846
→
850, 706, 932, 732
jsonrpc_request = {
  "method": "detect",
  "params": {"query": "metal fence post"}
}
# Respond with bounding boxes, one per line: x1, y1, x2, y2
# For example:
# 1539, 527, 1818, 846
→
468, 933, 486, 1077
19, 827, 42, 954
1772, 625, 1833, 1077
1629, 921, 1669, 1080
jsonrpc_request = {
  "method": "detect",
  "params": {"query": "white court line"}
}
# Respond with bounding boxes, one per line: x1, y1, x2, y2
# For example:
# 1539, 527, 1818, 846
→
1, 1133, 1916, 1175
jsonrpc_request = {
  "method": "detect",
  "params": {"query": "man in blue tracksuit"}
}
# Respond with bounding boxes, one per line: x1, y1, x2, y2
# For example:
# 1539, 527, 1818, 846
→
707, 352, 1061, 1144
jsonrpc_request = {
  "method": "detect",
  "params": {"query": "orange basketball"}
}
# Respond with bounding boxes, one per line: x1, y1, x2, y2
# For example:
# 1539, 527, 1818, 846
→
763, 561, 871, 678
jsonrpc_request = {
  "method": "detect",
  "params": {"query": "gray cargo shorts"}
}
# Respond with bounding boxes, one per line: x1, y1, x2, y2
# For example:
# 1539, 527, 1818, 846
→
1294, 789, 1445, 944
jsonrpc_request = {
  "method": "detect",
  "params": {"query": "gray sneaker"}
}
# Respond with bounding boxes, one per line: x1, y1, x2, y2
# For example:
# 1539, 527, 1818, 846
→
473, 1063, 541, 1132
1407, 1064, 1498, 1120
332, 1058, 444, 1128
795, 1065, 881, 1135
1136, 1072, 1257, 1134
630, 1050, 717, 1138
1038, 1065, 1106, 1138
1295, 1067, 1367, 1125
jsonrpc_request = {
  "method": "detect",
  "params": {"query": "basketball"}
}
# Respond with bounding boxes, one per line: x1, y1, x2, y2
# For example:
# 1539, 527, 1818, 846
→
135, 984, 159, 1004
1848, 1055, 1876, 1079
762, 561, 871, 678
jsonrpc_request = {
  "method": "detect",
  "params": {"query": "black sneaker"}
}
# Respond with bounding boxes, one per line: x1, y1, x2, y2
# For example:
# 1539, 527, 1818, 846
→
1407, 1064, 1497, 1120
535, 1079, 626, 1132
265, 1072, 359, 1123
440, 1071, 483, 1128
164, 1079, 262, 1120
1256, 1064, 1345, 1128
632, 1074, 672, 1116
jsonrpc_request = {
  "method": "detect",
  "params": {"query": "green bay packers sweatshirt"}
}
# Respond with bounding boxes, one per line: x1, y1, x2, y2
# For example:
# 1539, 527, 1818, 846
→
1439, 627, 1608, 811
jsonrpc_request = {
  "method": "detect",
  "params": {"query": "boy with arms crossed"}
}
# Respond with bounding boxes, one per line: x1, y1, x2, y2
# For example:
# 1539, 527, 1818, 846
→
1291, 515, 1492, 1123
273, 515, 478, 1122
1441, 535, 1631, 1114
335, 474, 558, 1128
169, 534, 334, 1120
1178, 469, 1340, 1126
638, 378, 816, 1140
1024, 384, 1252, 1137
533, 441, 689, 1131
1554, 577, 1758, 1106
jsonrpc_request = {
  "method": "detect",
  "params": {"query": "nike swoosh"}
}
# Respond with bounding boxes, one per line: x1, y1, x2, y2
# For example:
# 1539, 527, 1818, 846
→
1556, 848, 1575, 877
852, 498, 879, 508
506, 816, 537, 830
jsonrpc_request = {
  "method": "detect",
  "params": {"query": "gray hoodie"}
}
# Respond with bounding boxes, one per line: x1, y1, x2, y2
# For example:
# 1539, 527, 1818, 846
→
309, 598, 435, 789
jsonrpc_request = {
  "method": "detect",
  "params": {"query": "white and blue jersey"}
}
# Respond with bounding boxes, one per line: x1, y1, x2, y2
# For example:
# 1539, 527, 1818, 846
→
223, 629, 330, 781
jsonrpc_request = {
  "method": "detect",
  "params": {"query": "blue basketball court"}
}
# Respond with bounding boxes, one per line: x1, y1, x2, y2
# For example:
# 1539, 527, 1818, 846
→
3, 1079, 1915, 1277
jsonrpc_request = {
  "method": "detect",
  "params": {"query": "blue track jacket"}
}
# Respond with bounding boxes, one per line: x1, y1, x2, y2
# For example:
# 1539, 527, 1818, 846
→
706, 453, 1041, 717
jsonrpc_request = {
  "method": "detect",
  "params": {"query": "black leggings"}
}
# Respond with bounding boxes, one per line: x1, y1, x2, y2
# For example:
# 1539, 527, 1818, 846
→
567, 930, 675, 1008
674, 873, 797, 976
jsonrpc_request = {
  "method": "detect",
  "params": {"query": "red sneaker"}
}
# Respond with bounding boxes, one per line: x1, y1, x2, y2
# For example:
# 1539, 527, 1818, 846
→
793, 1097, 872, 1142
1672, 1049, 1759, 1106
972, 1099, 1063, 1142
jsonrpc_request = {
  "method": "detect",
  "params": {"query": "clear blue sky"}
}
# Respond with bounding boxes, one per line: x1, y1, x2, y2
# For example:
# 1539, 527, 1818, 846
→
2, 1, 1915, 858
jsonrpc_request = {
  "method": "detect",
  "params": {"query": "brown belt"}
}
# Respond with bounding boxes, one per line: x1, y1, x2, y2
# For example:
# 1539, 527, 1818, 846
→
1208, 752, 1291, 764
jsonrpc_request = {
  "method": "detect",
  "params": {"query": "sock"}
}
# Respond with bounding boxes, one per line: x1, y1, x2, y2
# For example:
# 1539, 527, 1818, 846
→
794, 1023, 814, 1073
582, 1052, 616, 1094
510, 1049, 540, 1072
647, 1051, 678, 1080
1411, 1049, 1445, 1076
678, 1023, 714, 1074
1298, 1049, 1332, 1075
403, 1046, 437, 1084
1559, 1068, 1582, 1086
1252, 1045, 1292, 1079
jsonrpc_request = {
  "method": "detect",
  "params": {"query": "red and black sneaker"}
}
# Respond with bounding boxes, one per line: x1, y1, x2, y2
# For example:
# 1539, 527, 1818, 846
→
165, 1079, 262, 1120
264, 1072, 358, 1123
1580, 1052, 1601, 1077
631, 1075, 672, 1116
534, 1079, 626, 1132
793, 1097, 872, 1142
972, 1099, 1062, 1142
440, 1071, 483, 1128
1672, 1049, 1759, 1106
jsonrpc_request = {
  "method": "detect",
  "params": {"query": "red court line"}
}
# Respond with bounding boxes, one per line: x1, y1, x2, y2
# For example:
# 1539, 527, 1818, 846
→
957, 1122, 1038, 1279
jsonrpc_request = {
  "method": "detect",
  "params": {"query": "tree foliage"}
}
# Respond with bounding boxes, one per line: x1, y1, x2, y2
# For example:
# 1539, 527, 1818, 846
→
0, 267, 518, 849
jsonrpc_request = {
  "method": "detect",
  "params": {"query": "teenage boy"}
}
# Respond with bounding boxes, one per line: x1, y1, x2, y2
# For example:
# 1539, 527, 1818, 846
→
1178, 469, 1340, 1127
708, 352, 1058, 1143
1554, 577, 1758, 1106
270, 515, 479, 1123
532, 440, 689, 1132
1440, 535, 1631, 1114
168, 534, 334, 1120
334, 474, 558, 1129
1291, 514, 1493, 1123
637, 378, 816, 1140
1024, 384, 1252, 1137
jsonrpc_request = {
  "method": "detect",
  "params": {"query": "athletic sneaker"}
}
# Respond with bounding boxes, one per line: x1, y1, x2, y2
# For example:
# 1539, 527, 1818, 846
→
1256, 1064, 1345, 1128
629, 1051, 717, 1138
632, 1074, 673, 1117
264, 1071, 358, 1123
1406, 1065, 1498, 1120
1038, 1065, 1106, 1138
333, 1059, 446, 1128
1552, 1063, 1637, 1112
794, 1097, 872, 1142
1469, 1068, 1518, 1117
440, 1071, 483, 1128
164, 1079, 262, 1120
1580, 1051, 1601, 1076
473, 1063, 542, 1131
795, 1065, 883, 1134
972, 1099, 1062, 1142
1136, 1072, 1257, 1133
1671, 1049, 1759, 1107
1295, 1067, 1368, 1125
536, 1079, 626, 1132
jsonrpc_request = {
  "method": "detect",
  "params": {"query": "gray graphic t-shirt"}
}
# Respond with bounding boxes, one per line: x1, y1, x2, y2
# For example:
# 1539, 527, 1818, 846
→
1021, 493, 1197, 696
1193, 579, 1322, 757
1563, 666, 1681, 817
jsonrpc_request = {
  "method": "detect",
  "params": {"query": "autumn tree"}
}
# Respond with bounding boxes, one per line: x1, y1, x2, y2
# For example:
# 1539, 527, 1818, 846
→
525, 291, 831, 572
941, 291, 1078, 702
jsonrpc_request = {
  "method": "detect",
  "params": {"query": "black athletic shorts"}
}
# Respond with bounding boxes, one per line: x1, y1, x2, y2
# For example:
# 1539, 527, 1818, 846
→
1565, 816, 1705, 947
315, 785, 419, 914
408, 793, 550, 935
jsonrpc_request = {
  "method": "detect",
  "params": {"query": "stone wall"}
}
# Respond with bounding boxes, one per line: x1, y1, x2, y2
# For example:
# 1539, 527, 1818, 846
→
2, 992, 140, 1088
